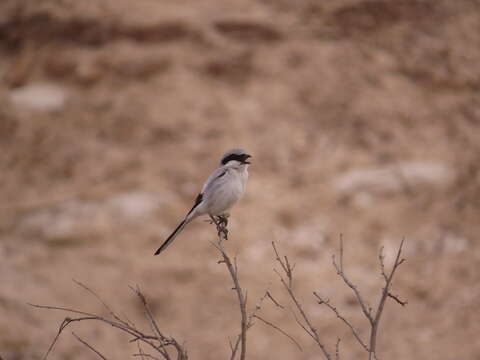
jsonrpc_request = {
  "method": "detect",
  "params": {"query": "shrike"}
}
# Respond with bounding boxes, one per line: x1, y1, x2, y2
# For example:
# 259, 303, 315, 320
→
154, 148, 251, 255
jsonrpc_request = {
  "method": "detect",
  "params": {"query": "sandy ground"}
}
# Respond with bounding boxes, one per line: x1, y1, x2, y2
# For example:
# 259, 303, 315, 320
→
1, 0, 480, 359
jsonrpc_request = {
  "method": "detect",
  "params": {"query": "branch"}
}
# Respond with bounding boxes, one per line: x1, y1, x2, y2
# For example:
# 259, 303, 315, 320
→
211, 216, 248, 360
30, 283, 186, 360
266, 291, 284, 309
72, 332, 108, 360
332, 238, 373, 324
133, 354, 162, 360
387, 292, 408, 306
335, 338, 341, 360
313, 292, 369, 352
329, 237, 407, 360
253, 314, 302, 351
272, 242, 331, 360
369, 238, 406, 360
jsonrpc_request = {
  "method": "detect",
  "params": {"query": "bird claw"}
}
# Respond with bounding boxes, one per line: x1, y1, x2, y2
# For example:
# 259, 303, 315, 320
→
210, 215, 229, 240
218, 215, 229, 228
218, 227, 229, 240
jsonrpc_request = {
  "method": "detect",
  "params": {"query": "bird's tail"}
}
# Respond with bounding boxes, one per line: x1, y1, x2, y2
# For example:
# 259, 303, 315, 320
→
154, 218, 189, 255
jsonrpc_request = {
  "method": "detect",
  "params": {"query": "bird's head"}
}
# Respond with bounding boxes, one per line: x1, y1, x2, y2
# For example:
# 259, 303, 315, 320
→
220, 148, 252, 167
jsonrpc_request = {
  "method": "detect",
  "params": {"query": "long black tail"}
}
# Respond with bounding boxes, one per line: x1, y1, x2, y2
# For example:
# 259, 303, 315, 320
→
154, 219, 187, 255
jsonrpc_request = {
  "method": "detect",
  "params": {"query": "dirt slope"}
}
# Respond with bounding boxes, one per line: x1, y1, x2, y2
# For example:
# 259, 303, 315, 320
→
1, 0, 480, 359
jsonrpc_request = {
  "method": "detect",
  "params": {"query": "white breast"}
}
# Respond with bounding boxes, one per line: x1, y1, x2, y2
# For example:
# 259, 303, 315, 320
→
206, 166, 248, 215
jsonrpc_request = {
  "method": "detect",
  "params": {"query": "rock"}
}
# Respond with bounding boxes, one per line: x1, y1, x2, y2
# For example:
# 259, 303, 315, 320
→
8, 83, 68, 112
333, 162, 453, 195
17, 191, 163, 243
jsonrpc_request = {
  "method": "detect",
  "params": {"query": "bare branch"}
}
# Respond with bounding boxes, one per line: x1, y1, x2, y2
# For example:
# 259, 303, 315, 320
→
129, 285, 174, 360
39, 316, 97, 360
368, 238, 406, 360
133, 354, 162, 360
212, 216, 248, 360
378, 248, 388, 282
30, 285, 187, 360
136, 341, 146, 360
335, 338, 341, 360
228, 337, 235, 354
339, 234, 344, 273
272, 242, 293, 288
332, 241, 374, 324
73, 280, 127, 326
72, 332, 108, 360
313, 292, 369, 352
326, 237, 408, 360
266, 291, 284, 309
387, 292, 408, 306
253, 314, 302, 351
272, 242, 332, 360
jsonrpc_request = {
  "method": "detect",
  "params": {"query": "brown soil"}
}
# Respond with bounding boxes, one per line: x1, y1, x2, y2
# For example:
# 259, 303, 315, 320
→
1, 0, 480, 359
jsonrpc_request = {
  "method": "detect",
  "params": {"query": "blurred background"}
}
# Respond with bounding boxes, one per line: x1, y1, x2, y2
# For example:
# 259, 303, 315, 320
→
1, 0, 479, 359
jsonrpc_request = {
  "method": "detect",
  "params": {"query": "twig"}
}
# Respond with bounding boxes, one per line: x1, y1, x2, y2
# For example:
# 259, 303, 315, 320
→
332, 240, 373, 324
72, 332, 108, 360
133, 354, 162, 360
137, 341, 146, 360
313, 292, 369, 352
253, 315, 302, 351
73, 280, 122, 323
335, 338, 341, 360
328, 237, 407, 360
272, 242, 331, 360
129, 285, 175, 360
387, 292, 408, 306
272, 242, 293, 288
38, 316, 96, 360
368, 238, 406, 360
211, 216, 248, 360
30, 284, 187, 360
266, 291, 284, 309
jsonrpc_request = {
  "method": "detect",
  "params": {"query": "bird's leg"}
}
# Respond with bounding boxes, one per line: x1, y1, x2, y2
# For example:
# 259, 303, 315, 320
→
208, 214, 218, 225
208, 214, 229, 240
217, 214, 229, 240
218, 214, 229, 227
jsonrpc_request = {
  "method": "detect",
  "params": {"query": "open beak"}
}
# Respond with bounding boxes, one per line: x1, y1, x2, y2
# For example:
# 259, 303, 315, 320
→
242, 154, 252, 164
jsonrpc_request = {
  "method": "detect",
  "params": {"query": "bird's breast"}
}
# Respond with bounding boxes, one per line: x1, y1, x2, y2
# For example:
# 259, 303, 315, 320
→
207, 170, 247, 215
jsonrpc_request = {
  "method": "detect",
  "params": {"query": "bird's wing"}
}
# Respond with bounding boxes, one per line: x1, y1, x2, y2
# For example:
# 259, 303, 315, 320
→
201, 167, 228, 194
186, 193, 203, 216
185, 167, 227, 217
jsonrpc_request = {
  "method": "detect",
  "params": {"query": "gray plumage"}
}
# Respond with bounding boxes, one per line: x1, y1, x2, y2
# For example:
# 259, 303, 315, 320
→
154, 148, 251, 255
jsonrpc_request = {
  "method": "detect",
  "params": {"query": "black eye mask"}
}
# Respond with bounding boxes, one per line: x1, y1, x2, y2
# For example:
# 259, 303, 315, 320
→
221, 153, 251, 165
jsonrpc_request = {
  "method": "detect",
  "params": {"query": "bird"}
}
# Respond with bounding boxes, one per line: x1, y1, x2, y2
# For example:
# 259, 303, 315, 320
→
154, 148, 252, 255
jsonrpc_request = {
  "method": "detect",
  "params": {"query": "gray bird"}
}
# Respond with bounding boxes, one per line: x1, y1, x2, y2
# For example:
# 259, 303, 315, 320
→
154, 148, 252, 255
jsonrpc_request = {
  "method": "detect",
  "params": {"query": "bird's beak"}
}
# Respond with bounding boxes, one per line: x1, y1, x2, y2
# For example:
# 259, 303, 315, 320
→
242, 154, 252, 164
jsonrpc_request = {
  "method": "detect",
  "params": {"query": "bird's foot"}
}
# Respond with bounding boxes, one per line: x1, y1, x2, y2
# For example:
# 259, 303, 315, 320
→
219, 226, 228, 240
218, 214, 229, 228
210, 215, 229, 240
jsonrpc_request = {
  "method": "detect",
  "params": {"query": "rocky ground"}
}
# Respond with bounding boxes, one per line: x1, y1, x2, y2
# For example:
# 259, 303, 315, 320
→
1, 0, 480, 359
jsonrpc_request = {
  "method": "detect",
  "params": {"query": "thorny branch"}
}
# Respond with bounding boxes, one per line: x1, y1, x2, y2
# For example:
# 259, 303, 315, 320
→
29, 282, 187, 360
273, 237, 407, 360
272, 242, 332, 360
31, 221, 407, 360
316, 237, 407, 360
313, 293, 369, 352
368, 238, 406, 360
211, 215, 248, 360
72, 332, 108, 360
211, 216, 299, 359
253, 314, 302, 351
335, 338, 341, 360
332, 237, 374, 324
